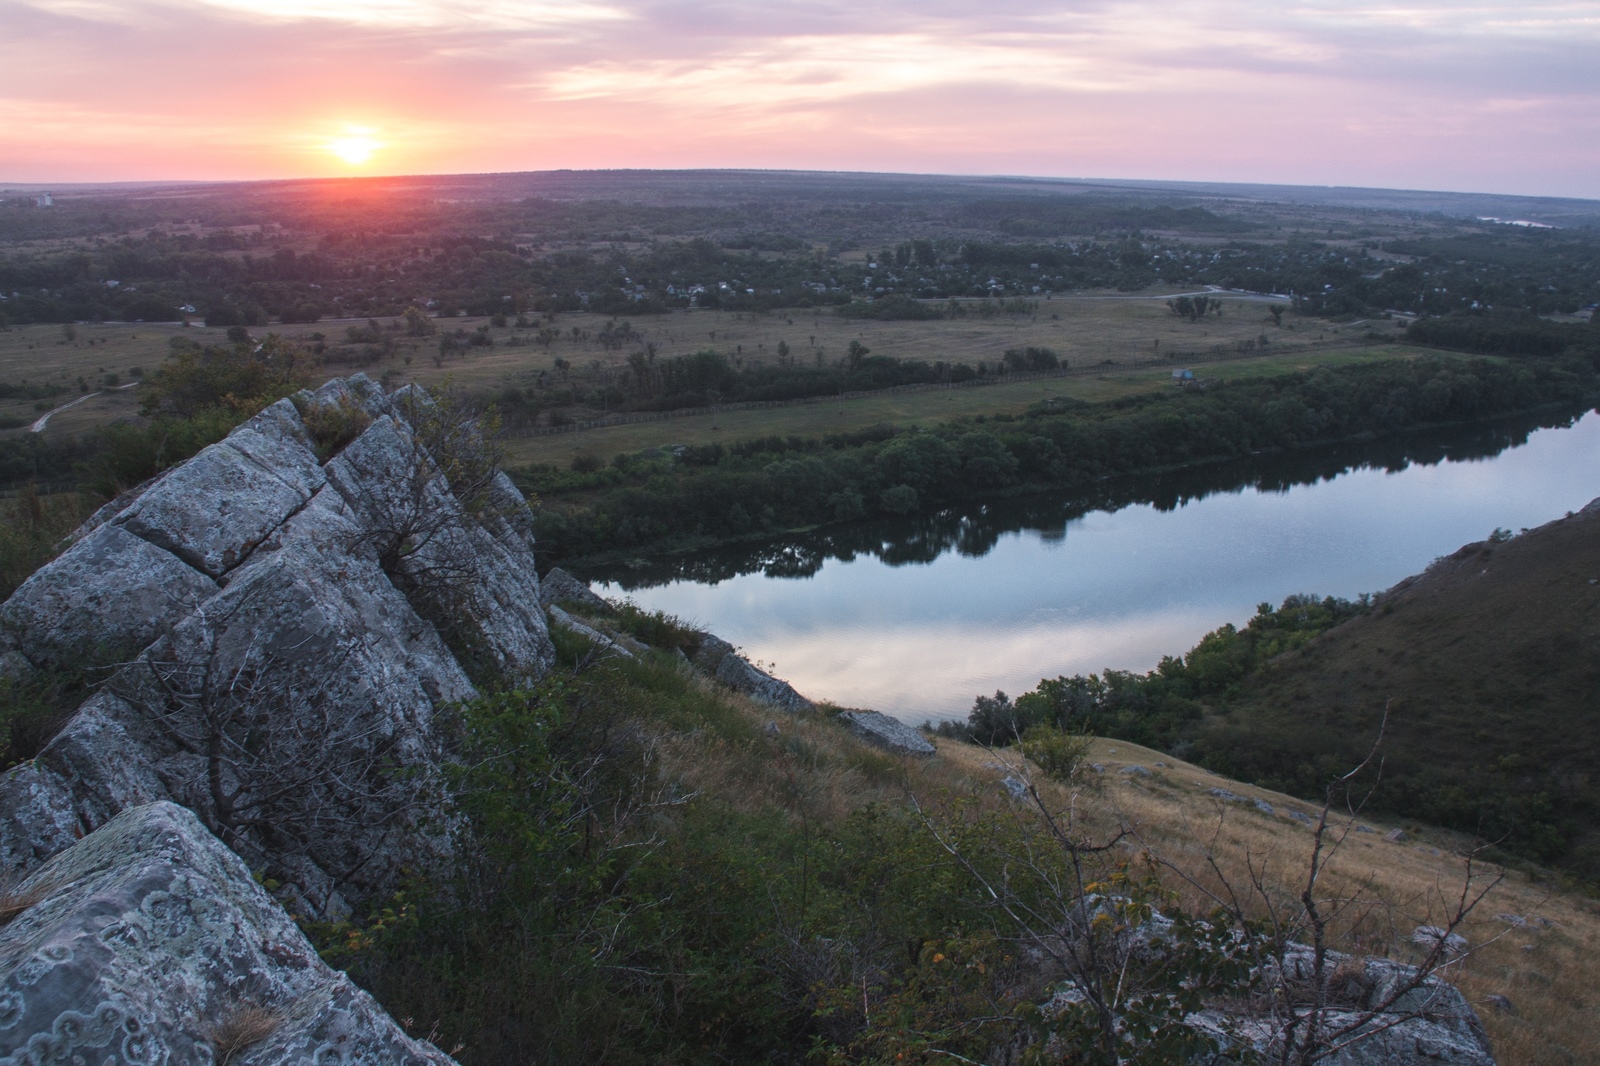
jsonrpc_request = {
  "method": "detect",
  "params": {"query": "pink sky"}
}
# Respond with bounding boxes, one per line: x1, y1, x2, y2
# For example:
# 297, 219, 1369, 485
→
3, 0, 1599, 197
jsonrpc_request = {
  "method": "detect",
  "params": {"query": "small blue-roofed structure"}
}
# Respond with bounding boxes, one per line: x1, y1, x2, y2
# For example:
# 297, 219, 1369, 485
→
1171, 368, 1195, 383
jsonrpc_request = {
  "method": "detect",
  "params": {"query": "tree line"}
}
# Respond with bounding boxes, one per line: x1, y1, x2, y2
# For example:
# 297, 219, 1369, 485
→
526, 352, 1599, 560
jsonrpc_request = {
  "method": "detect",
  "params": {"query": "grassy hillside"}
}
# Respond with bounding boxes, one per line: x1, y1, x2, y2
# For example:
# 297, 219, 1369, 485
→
1198, 500, 1600, 879
319, 616, 1600, 1066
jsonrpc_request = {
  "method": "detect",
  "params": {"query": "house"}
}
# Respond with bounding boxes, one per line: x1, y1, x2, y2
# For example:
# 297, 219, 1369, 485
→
1172, 368, 1195, 384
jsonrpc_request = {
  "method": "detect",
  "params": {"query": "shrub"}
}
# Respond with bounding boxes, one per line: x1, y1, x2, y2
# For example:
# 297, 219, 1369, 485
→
1019, 724, 1093, 783
295, 395, 372, 461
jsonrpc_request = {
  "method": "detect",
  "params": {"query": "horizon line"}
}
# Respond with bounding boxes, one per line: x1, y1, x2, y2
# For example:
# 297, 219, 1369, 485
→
4, 168, 1600, 209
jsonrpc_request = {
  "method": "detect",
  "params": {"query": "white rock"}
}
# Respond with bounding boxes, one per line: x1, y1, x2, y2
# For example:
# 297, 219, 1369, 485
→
837, 711, 936, 756
0, 802, 456, 1065
0, 522, 217, 671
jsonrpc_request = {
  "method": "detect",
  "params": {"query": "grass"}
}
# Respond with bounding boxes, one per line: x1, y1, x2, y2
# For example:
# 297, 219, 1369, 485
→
446, 622, 1598, 1066
0, 321, 193, 437
0, 295, 1407, 446
671, 665, 1600, 1066
204, 1004, 285, 1065
659, 625, 1600, 1066
1199, 506, 1600, 880
934, 735, 1600, 1066
504, 344, 1419, 468
0, 488, 95, 600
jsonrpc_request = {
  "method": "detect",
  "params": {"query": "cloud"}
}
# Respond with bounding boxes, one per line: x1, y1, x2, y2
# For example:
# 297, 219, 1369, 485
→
2, 0, 1598, 193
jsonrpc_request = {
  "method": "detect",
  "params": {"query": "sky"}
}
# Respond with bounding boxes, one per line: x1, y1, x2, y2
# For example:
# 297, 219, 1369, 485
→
3, 0, 1599, 196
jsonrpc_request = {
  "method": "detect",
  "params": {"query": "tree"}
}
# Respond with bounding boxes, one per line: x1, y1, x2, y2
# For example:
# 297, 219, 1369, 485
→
139, 334, 312, 419
403, 305, 436, 337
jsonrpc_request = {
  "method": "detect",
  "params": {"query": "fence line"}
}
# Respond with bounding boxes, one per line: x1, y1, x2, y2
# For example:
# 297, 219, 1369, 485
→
504, 338, 1379, 439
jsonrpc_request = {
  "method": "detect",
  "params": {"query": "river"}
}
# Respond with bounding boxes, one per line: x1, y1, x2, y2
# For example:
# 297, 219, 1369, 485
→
594, 409, 1600, 724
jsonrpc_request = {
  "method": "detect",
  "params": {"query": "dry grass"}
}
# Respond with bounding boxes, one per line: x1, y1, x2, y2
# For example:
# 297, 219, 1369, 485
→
0, 296, 1403, 445
0, 320, 195, 437
204, 1003, 284, 1065
937, 736, 1600, 1066
663, 684, 1598, 1066
0, 489, 96, 600
0, 875, 57, 926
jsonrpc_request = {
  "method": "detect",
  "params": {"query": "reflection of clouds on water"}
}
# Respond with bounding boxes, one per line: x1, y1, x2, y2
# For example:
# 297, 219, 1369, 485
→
726, 611, 1222, 722
607, 412, 1600, 723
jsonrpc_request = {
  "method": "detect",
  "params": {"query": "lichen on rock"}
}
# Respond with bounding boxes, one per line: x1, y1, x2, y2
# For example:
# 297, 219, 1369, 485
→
0, 802, 455, 1066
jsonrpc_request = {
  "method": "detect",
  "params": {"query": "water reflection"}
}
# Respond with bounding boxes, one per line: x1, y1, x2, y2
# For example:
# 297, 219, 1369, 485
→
593, 408, 1600, 722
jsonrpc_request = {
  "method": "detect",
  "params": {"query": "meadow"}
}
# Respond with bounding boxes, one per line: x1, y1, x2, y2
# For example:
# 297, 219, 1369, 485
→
505, 342, 1417, 468
0, 293, 1406, 458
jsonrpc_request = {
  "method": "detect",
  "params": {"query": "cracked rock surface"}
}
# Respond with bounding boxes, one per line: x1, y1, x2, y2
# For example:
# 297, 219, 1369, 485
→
0, 801, 454, 1066
0, 378, 552, 913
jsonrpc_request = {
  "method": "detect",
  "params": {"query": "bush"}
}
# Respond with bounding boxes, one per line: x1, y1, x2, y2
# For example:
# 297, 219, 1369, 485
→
1003, 346, 1061, 371
609, 602, 701, 653
295, 395, 372, 460
141, 334, 314, 420
1019, 724, 1093, 783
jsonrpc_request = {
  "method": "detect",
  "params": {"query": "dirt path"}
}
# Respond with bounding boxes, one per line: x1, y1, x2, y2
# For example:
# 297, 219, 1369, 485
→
29, 381, 139, 433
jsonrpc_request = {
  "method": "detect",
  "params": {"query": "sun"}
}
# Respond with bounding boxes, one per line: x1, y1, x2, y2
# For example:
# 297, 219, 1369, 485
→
328, 130, 381, 166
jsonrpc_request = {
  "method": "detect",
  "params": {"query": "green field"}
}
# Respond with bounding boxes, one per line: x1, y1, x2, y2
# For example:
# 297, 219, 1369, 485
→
504, 344, 1420, 467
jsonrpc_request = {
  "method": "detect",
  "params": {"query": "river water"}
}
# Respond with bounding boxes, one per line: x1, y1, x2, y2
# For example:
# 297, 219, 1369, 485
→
595, 409, 1600, 724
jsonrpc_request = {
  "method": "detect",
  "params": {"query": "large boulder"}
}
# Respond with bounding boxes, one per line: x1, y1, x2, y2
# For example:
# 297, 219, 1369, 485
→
322, 414, 554, 683
0, 377, 552, 915
538, 567, 613, 614
691, 633, 814, 712
113, 398, 324, 579
1036, 914, 1495, 1066
0, 399, 326, 673
838, 711, 936, 756
0, 523, 217, 671
0, 801, 455, 1065
547, 605, 634, 658
1186, 948, 1496, 1065
0, 374, 554, 1054
0, 485, 478, 918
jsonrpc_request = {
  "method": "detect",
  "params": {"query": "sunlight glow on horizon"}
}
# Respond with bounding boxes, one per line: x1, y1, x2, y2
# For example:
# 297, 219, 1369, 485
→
3, 0, 1598, 193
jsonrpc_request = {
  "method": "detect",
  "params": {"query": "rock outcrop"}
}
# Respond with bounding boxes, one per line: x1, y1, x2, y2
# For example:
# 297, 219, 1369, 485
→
0, 801, 453, 1065
837, 710, 935, 756
0, 374, 567, 1058
690, 634, 814, 712
1187, 948, 1496, 1065
547, 605, 635, 659
1038, 910, 1495, 1066
538, 567, 614, 614
0, 376, 554, 919
540, 572, 818, 712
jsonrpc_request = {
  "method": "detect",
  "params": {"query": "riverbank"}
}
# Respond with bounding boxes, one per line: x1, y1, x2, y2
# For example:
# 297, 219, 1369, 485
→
527, 353, 1600, 570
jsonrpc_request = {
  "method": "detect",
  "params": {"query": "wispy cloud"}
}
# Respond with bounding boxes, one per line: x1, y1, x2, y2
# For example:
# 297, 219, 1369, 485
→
2, 0, 1597, 193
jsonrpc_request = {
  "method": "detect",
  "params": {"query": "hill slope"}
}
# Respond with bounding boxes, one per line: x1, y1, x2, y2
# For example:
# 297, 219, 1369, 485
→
1199, 499, 1600, 878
